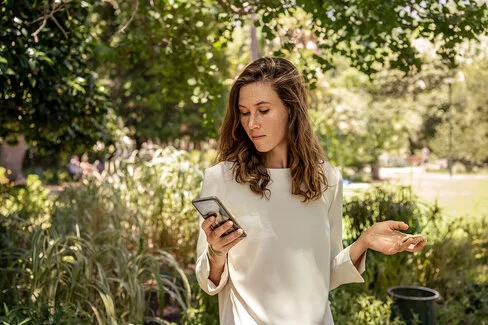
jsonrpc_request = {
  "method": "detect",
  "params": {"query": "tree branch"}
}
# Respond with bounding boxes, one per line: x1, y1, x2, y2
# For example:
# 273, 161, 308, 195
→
50, 15, 68, 39
30, 0, 72, 43
216, 0, 248, 16
117, 0, 139, 34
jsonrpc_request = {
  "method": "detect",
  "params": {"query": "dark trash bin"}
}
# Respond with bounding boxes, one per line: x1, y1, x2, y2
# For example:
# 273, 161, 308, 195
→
388, 285, 440, 325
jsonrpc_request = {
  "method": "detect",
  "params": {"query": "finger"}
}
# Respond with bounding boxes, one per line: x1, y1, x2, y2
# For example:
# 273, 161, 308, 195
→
393, 230, 408, 241
409, 241, 426, 253
219, 229, 244, 246
221, 235, 245, 251
404, 237, 425, 251
201, 216, 216, 236
394, 237, 412, 252
410, 244, 424, 253
212, 220, 235, 239
202, 216, 215, 229
390, 221, 409, 231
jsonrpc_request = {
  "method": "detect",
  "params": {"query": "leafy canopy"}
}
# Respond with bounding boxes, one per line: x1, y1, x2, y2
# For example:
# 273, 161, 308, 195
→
217, 0, 487, 76
0, 0, 115, 156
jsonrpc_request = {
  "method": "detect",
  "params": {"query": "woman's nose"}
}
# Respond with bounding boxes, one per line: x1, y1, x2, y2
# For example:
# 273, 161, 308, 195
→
248, 114, 261, 129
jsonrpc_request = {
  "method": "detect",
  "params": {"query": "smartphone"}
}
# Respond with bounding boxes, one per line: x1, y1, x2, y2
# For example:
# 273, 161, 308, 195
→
192, 196, 247, 238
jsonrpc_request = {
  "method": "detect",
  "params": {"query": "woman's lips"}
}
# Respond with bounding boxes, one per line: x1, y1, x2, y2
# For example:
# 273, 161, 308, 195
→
252, 135, 265, 140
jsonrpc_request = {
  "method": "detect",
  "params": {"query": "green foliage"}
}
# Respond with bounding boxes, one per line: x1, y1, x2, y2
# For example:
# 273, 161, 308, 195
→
310, 106, 366, 171
91, 0, 229, 143
182, 282, 220, 325
364, 50, 488, 169
0, 145, 215, 324
37, 167, 69, 185
344, 186, 424, 242
2, 158, 487, 323
0, 0, 116, 158
308, 43, 488, 172
341, 185, 488, 324
331, 290, 406, 325
428, 60, 488, 169
0, 226, 187, 324
52, 145, 214, 265
0, 169, 52, 250
217, 0, 487, 77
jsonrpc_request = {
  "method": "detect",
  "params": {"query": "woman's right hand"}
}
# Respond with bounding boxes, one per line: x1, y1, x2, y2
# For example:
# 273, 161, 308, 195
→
202, 216, 245, 256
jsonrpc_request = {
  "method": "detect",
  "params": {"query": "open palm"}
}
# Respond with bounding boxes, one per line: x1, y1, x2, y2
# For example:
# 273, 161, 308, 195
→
361, 221, 425, 255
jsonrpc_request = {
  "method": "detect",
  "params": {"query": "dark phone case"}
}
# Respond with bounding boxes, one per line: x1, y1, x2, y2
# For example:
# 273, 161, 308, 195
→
192, 196, 247, 237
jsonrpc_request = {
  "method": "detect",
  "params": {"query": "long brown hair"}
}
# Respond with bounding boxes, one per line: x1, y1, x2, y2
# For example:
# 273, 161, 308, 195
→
215, 57, 328, 202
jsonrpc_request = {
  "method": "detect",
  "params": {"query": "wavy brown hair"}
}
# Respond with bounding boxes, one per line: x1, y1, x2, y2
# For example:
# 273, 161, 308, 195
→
215, 57, 328, 202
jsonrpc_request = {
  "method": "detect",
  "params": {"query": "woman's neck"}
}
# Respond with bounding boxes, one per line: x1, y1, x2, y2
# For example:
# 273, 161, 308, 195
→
264, 146, 288, 168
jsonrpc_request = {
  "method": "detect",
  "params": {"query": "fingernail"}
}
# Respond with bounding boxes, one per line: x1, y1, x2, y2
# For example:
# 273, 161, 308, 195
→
237, 229, 243, 234
209, 216, 215, 222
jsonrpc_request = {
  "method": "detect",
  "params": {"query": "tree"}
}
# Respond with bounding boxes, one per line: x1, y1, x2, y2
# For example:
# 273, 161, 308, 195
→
216, 0, 487, 79
0, 0, 116, 180
429, 57, 488, 170
309, 61, 409, 180
366, 38, 488, 170
222, 2, 488, 177
91, 0, 231, 145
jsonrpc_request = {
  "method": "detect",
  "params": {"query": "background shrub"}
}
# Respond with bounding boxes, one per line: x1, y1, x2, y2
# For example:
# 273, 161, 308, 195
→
2, 155, 486, 324
341, 185, 488, 324
0, 146, 215, 324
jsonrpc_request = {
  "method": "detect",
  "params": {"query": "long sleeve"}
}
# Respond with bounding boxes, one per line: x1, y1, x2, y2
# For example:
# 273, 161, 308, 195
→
328, 167, 366, 291
195, 166, 230, 295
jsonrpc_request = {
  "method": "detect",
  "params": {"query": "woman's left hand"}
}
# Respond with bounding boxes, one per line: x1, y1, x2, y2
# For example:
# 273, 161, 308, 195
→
359, 221, 426, 255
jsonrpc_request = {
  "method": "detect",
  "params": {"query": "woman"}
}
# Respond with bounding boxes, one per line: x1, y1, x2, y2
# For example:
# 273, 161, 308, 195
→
195, 57, 425, 324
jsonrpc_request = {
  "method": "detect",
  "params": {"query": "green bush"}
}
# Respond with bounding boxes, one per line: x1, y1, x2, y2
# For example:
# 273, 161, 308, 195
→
343, 185, 424, 243
0, 227, 188, 324
51, 145, 214, 265
5, 150, 485, 324
0, 169, 53, 252
181, 282, 220, 325
0, 145, 216, 324
341, 185, 488, 324
330, 289, 406, 325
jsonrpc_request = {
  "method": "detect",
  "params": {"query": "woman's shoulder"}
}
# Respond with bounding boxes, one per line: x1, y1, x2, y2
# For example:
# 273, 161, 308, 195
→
204, 161, 235, 182
320, 160, 342, 185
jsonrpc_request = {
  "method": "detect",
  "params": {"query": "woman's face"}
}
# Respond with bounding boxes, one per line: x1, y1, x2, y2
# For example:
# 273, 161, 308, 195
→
238, 82, 289, 155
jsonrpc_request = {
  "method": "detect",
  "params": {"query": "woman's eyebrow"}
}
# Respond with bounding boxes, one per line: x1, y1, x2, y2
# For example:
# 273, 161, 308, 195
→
238, 101, 271, 109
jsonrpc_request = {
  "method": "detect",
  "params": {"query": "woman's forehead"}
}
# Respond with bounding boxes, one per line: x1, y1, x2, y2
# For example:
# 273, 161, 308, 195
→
238, 82, 281, 107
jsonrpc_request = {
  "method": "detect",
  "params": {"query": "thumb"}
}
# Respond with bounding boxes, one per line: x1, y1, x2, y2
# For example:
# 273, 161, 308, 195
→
390, 221, 409, 231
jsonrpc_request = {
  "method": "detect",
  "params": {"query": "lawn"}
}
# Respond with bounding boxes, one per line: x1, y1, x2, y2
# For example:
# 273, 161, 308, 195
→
344, 167, 488, 220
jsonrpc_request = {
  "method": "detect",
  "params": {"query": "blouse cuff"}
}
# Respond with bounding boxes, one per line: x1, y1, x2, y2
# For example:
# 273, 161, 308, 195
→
196, 246, 229, 295
330, 245, 366, 290
348, 244, 367, 274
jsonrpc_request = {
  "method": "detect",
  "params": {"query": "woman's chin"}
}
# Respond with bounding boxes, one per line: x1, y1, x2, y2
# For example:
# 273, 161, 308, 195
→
253, 145, 270, 153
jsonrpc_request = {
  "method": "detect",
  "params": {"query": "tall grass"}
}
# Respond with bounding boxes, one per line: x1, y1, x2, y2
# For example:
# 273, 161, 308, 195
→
0, 146, 215, 324
3, 152, 487, 324
1, 227, 189, 324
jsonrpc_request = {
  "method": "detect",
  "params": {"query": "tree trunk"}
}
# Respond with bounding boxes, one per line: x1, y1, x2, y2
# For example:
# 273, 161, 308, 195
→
464, 161, 474, 172
0, 135, 27, 185
371, 162, 380, 181
250, 14, 260, 62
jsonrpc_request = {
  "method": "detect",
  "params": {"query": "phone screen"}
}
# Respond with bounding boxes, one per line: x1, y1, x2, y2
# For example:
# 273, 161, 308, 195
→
192, 196, 247, 237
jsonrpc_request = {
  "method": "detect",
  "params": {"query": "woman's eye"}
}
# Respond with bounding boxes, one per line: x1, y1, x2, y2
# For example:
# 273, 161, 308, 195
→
240, 110, 268, 116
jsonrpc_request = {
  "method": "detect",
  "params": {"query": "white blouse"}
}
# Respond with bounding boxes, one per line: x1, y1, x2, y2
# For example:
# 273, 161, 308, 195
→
195, 161, 366, 324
